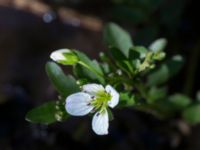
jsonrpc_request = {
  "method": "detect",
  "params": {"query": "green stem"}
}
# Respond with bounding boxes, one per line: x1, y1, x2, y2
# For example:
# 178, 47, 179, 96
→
78, 61, 103, 77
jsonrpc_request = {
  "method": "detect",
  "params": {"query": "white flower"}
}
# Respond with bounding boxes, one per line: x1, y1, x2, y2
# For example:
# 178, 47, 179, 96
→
65, 83, 119, 135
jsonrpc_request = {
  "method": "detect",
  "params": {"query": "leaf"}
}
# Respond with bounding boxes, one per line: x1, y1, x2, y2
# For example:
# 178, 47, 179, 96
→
147, 65, 168, 86
73, 64, 104, 83
147, 55, 184, 86
119, 92, 135, 107
75, 51, 103, 75
183, 104, 200, 124
26, 101, 69, 125
129, 46, 147, 59
147, 86, 167, 103
164, 55, 184, 76
109, 47, 134, 75
168, 94, 191, 109
109, 46, 127, 60
46, 62, 80, 97
100, 63, 110, 74
103, 22, 133, 57
149, 38, 167, 52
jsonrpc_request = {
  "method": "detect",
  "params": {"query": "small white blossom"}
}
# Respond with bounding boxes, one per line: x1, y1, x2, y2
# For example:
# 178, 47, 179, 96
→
65, 83, 119, 135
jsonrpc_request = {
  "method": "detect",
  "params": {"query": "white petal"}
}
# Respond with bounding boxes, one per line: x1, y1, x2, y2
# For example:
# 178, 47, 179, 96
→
105, 85, 119, 108
82, 84, 104, 96
65, 92, 94, 116
50, 49, 68, 61
92, 110, 109, 135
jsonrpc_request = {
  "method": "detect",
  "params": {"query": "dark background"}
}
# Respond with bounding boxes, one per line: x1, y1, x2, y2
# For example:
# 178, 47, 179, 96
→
0, 0, 200, 149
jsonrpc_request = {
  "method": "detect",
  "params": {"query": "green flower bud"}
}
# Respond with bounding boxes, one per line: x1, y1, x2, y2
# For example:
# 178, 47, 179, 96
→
153, 51, 166, 60
50, 49, 79, 65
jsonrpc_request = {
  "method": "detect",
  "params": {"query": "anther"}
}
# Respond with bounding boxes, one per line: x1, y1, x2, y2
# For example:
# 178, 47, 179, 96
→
96, 112, 100, 117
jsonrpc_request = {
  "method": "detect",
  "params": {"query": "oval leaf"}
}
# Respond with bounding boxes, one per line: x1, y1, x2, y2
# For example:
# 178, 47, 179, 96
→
183, 104, 200, 125
103, 22, 133, 57
26, 101, 69, 125
169, 94, 191, 109
46, 62, 80, 97
149, 38, 167, 52
147, 55, 184, 86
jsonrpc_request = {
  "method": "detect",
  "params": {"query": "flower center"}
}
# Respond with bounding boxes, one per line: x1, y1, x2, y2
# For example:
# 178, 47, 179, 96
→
90, 90, 112, 112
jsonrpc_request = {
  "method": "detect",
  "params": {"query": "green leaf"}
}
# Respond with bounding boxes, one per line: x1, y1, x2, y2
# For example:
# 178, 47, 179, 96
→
147, 64, 168, 85
129, 46, 148, 59
147, 55, 184, 86
75, 51, 103, 75
103, 22, 133, 57
109, 46, 127, 60
73, 51, 104, 83
100, 63, 110, 74
169, 94, 191, 109
147, 86, 167, 103
26, 101, 69, 125
46, 62, 80, 97
73, 64, 104, 83
149, 38, 167, 52
109, 47, 134, 75
183, 104, 200, 124
119, 92, 135, 107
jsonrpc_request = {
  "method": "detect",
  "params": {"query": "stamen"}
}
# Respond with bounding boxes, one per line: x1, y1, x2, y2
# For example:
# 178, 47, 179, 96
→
91, 107, 96, 113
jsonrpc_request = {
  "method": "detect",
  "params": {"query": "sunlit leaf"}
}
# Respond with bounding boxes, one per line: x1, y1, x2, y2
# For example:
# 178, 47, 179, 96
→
149, 38, 167, 52
103, 22, 133, 57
